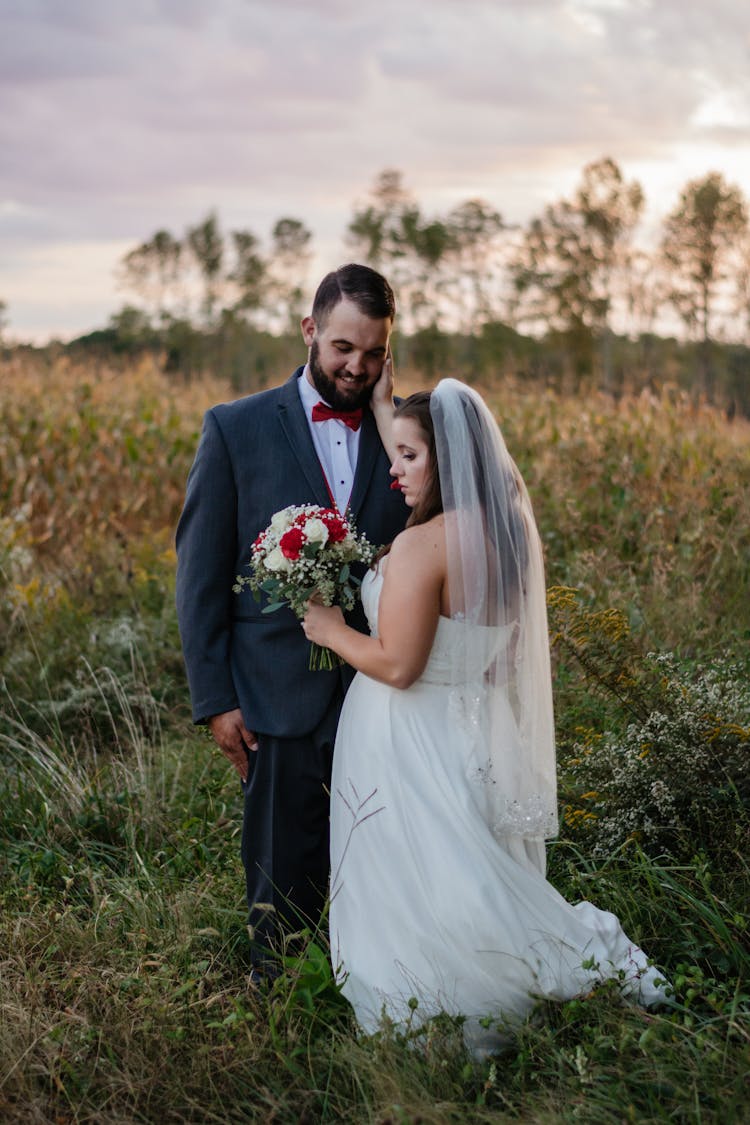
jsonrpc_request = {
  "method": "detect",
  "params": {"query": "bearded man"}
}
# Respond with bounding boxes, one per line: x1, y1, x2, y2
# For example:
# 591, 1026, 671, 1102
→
175, 264, 406, 973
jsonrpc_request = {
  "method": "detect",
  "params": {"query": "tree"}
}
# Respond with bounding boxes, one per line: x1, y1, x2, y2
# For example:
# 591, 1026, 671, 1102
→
735, 230, 750, 344
346, 170, 446, 331
444, 199, 505, 332
118, 229, 184, 322
510, 157, 644, 380
348, 168, 427, 328
396, 209, 453, 331
621, 248, 671, 382
661, 172, 748, 392
346, 168, 414, 269
0, 299, 7, 343
107, 305, 160, 351
623, 249, 665, 337
186, 212, 225, 327
227, 229, 268, 321
267, 218, 313, 333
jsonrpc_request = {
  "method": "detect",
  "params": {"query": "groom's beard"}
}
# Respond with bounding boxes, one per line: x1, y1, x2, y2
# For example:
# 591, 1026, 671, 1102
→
309, 341, 376, 412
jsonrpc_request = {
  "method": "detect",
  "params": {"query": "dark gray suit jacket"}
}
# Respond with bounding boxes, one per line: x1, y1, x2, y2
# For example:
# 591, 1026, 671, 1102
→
175, 368, 407, 736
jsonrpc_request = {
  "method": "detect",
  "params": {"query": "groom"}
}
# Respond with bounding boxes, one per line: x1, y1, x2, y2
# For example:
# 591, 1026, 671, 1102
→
175, 264, 407, 970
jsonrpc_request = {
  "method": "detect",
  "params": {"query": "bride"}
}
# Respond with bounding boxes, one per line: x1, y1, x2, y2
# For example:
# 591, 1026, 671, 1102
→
302, 378, 666, 1054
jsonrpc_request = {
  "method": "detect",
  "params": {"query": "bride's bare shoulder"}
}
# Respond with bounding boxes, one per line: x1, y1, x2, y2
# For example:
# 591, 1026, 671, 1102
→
389, 515, 446, 561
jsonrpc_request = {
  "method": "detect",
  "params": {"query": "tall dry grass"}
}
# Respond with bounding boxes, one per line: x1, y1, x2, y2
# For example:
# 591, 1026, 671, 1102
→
3, 357, 748, 653
0, 355, 227, 570
1, 354, 748, 1123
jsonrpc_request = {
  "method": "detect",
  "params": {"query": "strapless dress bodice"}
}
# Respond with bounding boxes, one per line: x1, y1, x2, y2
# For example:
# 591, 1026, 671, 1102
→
360, 567, 512, 685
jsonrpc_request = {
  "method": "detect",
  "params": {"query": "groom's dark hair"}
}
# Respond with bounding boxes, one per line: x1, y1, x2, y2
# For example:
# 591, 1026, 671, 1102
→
312, 263, 396, 327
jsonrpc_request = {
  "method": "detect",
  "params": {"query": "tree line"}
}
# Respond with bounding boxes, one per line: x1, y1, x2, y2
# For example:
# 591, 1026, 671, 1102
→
17, 157, 749, 409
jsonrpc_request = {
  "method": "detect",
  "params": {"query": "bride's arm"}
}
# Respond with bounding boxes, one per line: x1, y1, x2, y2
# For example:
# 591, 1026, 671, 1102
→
370, 355, 397, 462
302, 522, 444, 689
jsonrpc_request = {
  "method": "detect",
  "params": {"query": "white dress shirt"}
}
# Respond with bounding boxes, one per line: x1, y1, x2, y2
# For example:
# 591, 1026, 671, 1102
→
298, 367, 360, 514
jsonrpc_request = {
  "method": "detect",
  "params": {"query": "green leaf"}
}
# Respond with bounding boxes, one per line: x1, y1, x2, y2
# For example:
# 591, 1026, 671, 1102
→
262, 601, 287, 614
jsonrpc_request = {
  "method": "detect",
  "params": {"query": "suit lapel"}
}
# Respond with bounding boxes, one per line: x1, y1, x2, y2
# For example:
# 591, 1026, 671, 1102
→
276, 371, 332, 508
348, 408, 382, 520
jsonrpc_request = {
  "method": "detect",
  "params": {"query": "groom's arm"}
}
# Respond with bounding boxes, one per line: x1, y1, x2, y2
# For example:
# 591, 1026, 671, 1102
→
175, 408, 244, 725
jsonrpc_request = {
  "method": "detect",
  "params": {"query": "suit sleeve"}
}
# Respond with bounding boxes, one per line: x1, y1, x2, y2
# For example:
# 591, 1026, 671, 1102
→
175, 409, 242, 724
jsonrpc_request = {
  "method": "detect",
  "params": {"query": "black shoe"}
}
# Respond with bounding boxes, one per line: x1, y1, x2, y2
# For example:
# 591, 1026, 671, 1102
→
248, 961, 281, 989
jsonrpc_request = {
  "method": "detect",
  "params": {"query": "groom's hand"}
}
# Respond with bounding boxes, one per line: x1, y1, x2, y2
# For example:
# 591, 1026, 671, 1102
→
208, 709, 258, 782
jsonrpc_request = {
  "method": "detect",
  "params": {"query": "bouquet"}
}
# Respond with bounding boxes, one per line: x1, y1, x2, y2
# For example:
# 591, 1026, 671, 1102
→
234, 504, 376, 670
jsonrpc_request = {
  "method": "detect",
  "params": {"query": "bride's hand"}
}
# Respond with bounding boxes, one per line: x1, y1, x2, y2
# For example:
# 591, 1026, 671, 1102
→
371, 355, 396, 462
302, 601, 345, 647
371, 354, 394, 410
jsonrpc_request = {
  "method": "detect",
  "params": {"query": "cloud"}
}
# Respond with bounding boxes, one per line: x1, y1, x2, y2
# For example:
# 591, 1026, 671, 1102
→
375, 0, 748, 152
0, 0, 749, 338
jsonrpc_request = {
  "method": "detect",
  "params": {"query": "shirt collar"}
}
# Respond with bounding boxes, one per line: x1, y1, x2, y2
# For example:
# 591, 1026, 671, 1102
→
298, 366, 324, 416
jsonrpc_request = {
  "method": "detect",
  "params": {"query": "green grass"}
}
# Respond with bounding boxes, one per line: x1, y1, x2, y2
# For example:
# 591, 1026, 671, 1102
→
1, 718, 748, 1123
1, 648, 747, 1122
1, 359, 749, 1121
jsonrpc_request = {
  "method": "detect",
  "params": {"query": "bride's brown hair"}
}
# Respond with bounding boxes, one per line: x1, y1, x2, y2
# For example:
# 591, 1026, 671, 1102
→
375, 392, 442, 563
394, 392, 443, 528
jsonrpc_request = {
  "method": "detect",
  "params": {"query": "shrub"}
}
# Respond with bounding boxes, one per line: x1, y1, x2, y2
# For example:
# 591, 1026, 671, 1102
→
550, 588, 750, 861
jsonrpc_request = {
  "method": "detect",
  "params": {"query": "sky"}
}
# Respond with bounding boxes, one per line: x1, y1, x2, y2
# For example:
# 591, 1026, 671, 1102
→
1, 0, 749, 343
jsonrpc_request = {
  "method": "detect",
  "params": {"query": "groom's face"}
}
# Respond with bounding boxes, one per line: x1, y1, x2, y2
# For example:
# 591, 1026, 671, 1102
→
302, 297, 392, 411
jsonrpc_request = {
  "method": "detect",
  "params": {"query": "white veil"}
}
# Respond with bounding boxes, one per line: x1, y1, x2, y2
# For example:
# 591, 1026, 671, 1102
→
430, 379, 558, 867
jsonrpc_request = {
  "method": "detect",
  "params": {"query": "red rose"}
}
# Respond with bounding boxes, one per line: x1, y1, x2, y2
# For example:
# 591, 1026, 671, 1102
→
322, 511, 348, 543
279, 526, 305, 560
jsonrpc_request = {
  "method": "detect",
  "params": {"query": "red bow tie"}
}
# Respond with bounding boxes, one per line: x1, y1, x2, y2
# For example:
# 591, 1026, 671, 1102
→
311, 402, 363, 431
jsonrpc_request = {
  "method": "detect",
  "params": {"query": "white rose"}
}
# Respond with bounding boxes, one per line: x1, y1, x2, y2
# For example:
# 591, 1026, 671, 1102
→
270, 508, 294, 533
303, 518, 329, 546
265, 547, 291, 573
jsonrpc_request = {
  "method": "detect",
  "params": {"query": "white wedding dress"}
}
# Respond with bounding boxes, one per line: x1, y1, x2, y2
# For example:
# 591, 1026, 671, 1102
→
329, 568, 666, 1055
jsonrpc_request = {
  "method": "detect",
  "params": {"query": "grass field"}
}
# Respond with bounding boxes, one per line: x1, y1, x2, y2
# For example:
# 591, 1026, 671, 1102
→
1, 356, 748, 1123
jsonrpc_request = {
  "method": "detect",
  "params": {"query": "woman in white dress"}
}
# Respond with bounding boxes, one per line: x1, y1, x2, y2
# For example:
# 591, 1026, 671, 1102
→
302, 378, 666, 1055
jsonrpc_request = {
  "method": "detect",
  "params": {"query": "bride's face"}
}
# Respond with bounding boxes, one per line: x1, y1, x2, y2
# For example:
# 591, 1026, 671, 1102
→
389, 416, 431, 507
